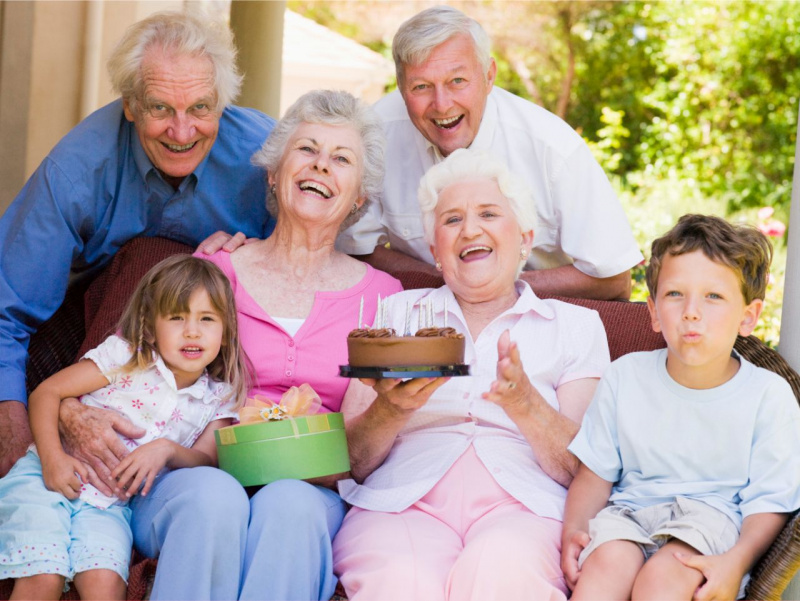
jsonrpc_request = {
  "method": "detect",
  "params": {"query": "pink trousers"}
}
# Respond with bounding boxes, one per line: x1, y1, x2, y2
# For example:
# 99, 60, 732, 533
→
333, 446, 568, 601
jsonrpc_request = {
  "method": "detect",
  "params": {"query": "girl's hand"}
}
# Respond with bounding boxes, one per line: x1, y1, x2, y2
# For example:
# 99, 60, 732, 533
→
110, 439, 176, 498
674, 551, 746, 601
359, 376, 449, 415
482, 330, 536, 414
40, 451, 89, 500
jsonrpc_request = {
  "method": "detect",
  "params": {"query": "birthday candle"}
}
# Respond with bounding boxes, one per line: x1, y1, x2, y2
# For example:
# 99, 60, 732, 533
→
375, 294, 381, 329
358, 296, 364, 329
404, 302, 411, 336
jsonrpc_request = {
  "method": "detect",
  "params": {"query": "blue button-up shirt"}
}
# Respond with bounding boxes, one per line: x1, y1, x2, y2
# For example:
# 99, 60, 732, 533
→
0, 99, 275, 404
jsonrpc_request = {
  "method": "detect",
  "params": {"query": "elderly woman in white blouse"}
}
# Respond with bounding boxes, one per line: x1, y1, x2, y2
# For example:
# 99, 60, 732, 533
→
332, 148, 611, 601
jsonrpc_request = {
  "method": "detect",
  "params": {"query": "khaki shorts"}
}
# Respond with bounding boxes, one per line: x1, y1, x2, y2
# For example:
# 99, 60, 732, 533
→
578, 497, 747, 598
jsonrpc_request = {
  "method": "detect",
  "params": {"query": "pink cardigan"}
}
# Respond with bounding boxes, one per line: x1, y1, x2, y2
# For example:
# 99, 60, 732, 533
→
200, 250, 402, 412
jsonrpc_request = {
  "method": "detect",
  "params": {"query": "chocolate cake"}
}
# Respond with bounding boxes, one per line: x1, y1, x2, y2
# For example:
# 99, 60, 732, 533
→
347, 327, 465, 368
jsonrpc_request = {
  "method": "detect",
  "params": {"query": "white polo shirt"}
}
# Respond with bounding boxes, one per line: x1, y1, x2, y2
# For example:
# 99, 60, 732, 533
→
337, 87, 643, 278
337, 282, 610, 518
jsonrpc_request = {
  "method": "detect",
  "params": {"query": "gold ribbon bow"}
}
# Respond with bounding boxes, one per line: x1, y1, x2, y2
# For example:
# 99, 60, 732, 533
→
238, 383, 322, 425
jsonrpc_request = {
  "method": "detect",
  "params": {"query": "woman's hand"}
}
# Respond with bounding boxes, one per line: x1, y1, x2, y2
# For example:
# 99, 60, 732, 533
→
360, 376, 450, 416
482, 329, 537, 414
59, 398, 146, 497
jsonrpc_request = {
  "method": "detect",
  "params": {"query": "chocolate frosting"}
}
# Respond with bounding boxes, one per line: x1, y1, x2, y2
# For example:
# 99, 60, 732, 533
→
415, 327, 464, 339
348, 328, 397, 338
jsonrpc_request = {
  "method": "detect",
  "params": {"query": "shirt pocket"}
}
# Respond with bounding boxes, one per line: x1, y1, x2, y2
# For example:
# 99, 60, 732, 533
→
381, 210, 426, 244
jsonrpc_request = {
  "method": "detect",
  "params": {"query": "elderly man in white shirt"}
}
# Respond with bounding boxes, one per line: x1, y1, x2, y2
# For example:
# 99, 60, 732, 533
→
336, 5, 643, 301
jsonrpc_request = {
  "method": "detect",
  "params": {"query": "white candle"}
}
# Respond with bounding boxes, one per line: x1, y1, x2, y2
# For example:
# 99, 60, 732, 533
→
375, 294, 381, 329
358, 296, 364, 329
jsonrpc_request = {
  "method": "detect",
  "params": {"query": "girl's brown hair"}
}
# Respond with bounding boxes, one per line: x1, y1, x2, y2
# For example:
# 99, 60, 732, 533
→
116, 255, 250, 408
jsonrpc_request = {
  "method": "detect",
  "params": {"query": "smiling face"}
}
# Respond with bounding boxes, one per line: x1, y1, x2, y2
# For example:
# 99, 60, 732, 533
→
124, 49, 220, 185
647, 250, 763, 389
431, 178, 532, 305
154, 287, 224, 389
270, 121, 364, 230
400, 34, 496, 158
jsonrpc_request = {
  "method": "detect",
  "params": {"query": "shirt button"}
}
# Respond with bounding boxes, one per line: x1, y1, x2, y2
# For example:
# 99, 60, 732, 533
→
402, 228, 410, 237
288, 356, 294, 361
288, 340, 295, 347
285, 370, 292, 377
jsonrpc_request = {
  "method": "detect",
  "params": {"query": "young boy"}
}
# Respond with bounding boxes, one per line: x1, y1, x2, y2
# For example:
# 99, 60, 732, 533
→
562, 214, 800, 600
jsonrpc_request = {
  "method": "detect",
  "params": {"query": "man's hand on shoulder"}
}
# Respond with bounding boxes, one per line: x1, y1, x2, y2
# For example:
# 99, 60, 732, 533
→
197, 231, 256, 255
59, 398, 146, 496
0, 401, 33, 477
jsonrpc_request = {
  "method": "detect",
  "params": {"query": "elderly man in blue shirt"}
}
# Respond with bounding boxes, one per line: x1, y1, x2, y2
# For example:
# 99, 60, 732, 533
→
0, 11, 274, 477
0, 12, 275, 598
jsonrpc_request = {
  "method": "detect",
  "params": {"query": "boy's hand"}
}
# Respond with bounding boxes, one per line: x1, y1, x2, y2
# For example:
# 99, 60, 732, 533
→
674, 551, 746, 601
40, 451, 89, 500
561, 529, 590, 591
110, 439, 175, 498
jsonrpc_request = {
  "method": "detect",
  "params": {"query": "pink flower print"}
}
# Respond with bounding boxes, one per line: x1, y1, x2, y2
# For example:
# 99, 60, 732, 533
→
141, 412, 153, 423
171, 408, 184, 422
131, 399, 143, 409
119, 376, 133, 389
155, 421, 166, 430
148, 385, 160, 395
122, 437, 138, 448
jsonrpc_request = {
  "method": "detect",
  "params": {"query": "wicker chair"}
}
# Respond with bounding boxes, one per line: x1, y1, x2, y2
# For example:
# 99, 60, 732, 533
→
2, 237, 797, 600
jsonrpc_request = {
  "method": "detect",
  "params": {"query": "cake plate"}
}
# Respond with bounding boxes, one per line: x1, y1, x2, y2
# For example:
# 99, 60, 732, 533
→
339, 364, 470, 379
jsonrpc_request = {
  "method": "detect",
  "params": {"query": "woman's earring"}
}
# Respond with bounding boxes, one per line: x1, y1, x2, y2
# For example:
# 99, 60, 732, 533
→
435, 261, 442, 271
350, 203, 358, 215
270, 184, 276, 196
520, 248, 528, 260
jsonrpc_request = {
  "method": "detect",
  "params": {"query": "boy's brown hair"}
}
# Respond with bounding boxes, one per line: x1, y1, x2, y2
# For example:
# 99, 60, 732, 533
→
645, 213, 773, 304
116, 255, 251, 409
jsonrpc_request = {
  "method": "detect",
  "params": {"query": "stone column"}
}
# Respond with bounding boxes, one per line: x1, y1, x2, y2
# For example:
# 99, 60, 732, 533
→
229, 0, 285, 119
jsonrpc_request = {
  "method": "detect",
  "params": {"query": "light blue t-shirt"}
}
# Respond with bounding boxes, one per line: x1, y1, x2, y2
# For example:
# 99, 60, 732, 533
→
0, 99, 275, 404
569, 348, 800, 530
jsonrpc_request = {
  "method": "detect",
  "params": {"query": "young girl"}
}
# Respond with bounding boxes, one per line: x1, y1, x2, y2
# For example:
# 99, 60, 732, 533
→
0, 255, 249, 600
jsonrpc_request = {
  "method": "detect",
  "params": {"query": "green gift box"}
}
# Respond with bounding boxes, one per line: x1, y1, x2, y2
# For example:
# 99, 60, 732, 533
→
214, 412, 350, 487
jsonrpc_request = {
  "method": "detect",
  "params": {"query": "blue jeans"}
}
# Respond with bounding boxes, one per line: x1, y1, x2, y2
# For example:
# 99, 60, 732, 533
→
130, 467, 347, 600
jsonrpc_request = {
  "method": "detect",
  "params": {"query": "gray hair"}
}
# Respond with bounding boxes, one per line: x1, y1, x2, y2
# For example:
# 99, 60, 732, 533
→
418, 148, 537, 277
392, 6, 492, 86
252, 90, 385, 231
107, 10, 242, 114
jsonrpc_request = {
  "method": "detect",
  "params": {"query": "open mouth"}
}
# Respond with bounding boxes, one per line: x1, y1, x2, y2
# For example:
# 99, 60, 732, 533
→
298, 180, 333, 198
434, 115, 464, 129
459, 245, 492, 261
181, 346, 203, 358
162, 141, 197, 153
